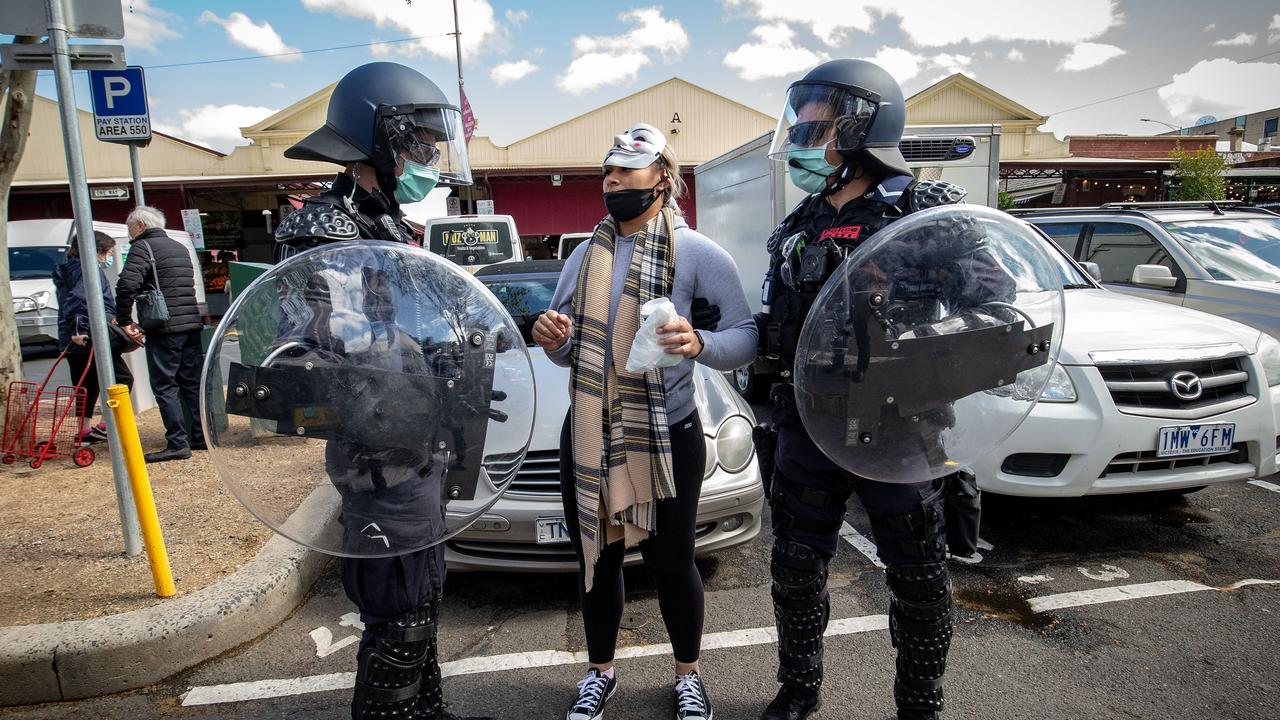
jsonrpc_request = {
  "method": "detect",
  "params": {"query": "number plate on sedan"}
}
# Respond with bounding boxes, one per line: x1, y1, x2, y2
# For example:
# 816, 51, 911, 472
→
1156, 423, 1236, 458
535, 517, 571, 544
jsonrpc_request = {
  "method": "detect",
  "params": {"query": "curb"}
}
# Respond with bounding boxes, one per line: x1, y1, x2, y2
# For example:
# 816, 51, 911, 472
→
0, 486, 340, 706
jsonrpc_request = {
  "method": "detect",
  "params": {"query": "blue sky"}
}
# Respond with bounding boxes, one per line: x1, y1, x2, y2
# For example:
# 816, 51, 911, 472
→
14, 1, 1280, 153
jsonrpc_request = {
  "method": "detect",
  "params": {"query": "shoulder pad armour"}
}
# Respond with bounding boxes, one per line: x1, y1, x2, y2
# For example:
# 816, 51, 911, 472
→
275, 203, 361, 246
908, 180, 968, 212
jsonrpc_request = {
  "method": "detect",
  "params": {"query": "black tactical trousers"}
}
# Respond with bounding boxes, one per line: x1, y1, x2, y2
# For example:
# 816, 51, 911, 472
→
769, 406, 953, 718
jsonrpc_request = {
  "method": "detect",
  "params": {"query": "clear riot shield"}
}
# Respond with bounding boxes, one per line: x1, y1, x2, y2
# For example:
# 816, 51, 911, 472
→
793, 205, 1065, 483
200, 241, 535, 557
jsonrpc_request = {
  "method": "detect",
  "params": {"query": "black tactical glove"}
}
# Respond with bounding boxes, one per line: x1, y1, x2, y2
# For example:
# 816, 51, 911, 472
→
753, 312, 771, 354
690, 297, 721, 331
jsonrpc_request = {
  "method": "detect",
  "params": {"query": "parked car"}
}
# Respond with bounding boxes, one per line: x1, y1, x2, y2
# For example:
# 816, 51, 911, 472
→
443, 260, 765, 572
557, 232, 593, 259
975, 223, 1280, 497
1015, 201, 1280, 341
423, 214, 525, 272
7, 218, 206, 346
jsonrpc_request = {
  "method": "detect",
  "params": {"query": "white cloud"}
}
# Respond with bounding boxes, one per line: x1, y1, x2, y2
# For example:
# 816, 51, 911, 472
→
1058, 42, 1126, 71
302, 0, 499, 60
1158, 58, 1280, 122
931, 52, 973, 77
120, 0, 180, 53
164, 104, 278, 153
1203, 23, 1216, 32
723, 0, 1121, 47
557, 7, 689, 93
1007, 48, 1025, 61
506, 9, 529, 25
199, 11, 301, 61
860, 47, 924, 82
1270, 15, 1280, 44
1213, 32, 1256, 47
270, 82, 286, 89
491, 59, 539, 85
724, 23, 828, 81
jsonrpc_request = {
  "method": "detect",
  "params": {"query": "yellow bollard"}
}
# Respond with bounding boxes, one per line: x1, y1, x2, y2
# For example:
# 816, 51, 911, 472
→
107, 384, 176, 598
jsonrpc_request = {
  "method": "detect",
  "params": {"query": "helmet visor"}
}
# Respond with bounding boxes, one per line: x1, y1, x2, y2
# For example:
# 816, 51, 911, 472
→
379, 107, 473, 186
767, 83, 880, 159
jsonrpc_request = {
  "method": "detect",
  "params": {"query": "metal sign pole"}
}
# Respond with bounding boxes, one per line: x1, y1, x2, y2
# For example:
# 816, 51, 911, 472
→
128, 143, 145, 205
46, 0, 142, 556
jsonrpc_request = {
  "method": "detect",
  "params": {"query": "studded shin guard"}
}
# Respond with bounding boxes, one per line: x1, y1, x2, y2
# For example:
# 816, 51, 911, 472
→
771, 537, 831, 693
885, 561, 953, 717
351, 603, 436, 720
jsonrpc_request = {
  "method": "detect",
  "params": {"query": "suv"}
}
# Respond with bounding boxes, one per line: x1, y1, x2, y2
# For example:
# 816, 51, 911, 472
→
1014, 201, 1280, 341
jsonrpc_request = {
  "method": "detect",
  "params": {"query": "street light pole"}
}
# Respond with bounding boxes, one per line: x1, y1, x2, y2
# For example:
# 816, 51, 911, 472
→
1140, 118, 1184, 134
451, 0, 472, 214
45, 0, 142, 556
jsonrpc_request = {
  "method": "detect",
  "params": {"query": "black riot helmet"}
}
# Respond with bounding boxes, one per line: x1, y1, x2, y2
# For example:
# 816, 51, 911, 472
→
285, 62, 473, 186
768, 59, 910, 178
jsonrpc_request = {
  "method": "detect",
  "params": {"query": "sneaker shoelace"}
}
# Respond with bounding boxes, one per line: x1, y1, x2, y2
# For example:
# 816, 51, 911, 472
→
573, 673, 609, 712
675, 674, 707, 716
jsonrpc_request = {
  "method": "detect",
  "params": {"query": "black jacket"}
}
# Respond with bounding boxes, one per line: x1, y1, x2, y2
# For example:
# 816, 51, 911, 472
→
115, 227, 203, 335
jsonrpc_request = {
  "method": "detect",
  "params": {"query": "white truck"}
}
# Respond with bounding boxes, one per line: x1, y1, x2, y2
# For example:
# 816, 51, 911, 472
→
693, 124, 1002, 399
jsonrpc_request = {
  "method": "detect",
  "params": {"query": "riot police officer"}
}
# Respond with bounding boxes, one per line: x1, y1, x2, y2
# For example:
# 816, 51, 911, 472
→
756, 59, 974, 720
274, 61, 486, 720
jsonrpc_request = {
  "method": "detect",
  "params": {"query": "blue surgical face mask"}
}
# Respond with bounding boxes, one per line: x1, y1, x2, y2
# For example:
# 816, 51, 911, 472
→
101, 255, 115, 269
786, 147, 838, 194
394, 160, 440, 204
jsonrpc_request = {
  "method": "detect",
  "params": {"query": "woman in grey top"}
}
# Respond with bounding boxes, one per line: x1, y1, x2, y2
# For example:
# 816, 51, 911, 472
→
533, 124, 756, 720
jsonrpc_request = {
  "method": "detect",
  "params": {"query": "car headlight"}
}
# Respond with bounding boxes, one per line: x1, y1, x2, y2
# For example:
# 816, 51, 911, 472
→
1258, 333, 1280, 388
32, 290, 50, 310
713, 415, 755, 474
1039, 363, 1078, 402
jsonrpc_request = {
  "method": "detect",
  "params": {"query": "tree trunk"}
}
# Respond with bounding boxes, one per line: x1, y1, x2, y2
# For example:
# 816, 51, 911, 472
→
0, 37, 41, 404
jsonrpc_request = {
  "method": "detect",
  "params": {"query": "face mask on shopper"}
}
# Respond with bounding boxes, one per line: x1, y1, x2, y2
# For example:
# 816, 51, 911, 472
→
604, 182, 661, 222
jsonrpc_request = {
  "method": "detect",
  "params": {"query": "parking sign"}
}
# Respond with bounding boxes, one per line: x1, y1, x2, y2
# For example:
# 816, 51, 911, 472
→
88, 66, 151, 144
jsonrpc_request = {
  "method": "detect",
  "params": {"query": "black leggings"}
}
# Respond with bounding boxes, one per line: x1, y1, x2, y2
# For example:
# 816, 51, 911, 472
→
65, 347, 134, 419
560, 411, 707, 665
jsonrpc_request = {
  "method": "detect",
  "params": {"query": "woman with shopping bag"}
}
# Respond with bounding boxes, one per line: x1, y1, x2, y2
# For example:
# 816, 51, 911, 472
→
533, 123, 757, 720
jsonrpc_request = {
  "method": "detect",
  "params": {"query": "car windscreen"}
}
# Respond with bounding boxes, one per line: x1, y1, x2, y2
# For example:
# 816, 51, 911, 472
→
8, 246, 67, 280
985, 232, 1093, 290
1163, 217, 1280, 282
479, 275, 558, 318
428, 221, 516, 265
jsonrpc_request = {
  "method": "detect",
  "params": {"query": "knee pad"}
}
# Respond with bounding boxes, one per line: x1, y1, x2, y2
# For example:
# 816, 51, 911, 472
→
771, 536, 829, 602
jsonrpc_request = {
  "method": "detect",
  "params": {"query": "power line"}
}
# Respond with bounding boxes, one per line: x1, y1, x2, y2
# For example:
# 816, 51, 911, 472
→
1048, 47, 1280, 116
32, 33, 452, 74
147, 33, 452, 69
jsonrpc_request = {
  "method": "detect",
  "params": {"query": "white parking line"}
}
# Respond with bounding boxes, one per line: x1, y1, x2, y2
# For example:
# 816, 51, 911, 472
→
1248, 479, 1280, 494
839, 521, 886, 568
183, 579, 1280, 707
183, 615, 890, 706
1027, 578, 1280, 614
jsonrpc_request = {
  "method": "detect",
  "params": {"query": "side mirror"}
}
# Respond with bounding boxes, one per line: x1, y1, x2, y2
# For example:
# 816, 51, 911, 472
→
1131, 264, 1177, 288
1080, 261, 1102, 282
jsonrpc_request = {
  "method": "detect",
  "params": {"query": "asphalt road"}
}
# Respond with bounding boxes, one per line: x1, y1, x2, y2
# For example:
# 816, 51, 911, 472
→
4, 466, 1279, 720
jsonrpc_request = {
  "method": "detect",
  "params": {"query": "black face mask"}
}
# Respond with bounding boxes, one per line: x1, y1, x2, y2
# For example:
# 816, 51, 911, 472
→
604, 182, 661, 222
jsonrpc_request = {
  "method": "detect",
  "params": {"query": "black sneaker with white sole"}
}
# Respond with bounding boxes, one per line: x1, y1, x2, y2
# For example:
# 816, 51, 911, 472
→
674, 671, 713, 720
567, 668, 617, 720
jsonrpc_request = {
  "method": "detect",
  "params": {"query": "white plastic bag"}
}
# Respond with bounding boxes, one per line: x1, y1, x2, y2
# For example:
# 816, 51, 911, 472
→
625, 297, 684, 373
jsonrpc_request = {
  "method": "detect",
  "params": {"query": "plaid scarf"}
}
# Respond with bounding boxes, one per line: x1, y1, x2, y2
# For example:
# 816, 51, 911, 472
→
569, 208, 678, 591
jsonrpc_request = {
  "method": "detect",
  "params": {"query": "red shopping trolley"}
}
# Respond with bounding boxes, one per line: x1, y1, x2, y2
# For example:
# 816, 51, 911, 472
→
2, 348, 96, 469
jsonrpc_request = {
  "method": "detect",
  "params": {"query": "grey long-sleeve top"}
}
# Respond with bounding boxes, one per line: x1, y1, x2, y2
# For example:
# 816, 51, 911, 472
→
546, 215, 758, 424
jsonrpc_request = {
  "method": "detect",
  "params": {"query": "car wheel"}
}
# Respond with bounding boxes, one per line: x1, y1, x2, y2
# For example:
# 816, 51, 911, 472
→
731, 366, 768, 402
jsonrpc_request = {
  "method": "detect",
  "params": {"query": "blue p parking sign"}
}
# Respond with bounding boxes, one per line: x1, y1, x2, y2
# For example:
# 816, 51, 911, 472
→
88, 66, 151, 144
